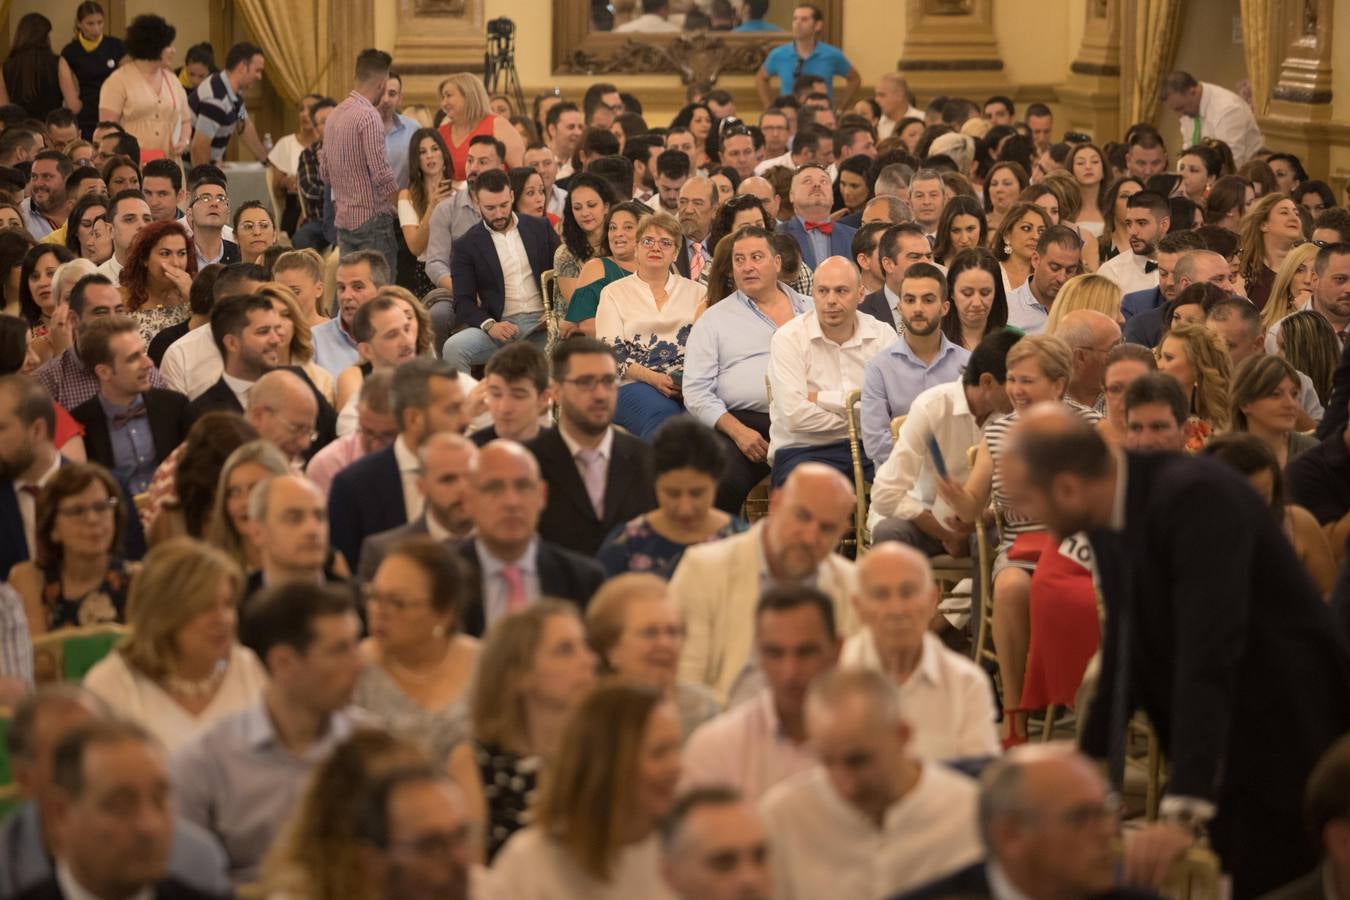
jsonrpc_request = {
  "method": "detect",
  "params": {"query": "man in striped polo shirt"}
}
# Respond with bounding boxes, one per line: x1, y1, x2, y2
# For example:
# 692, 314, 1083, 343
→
189, 41, 271, 168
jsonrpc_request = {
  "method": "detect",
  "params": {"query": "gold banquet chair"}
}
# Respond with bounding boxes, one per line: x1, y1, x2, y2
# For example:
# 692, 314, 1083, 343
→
540, 269, 560, 359
32, 624, 128, 684
845, 390, 870, 552
969, 445, 1000, 673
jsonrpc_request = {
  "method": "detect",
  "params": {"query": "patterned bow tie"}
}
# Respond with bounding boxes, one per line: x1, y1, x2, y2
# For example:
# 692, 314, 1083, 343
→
111, 405, 147, 430
1145, 260, 1158, 273
804, 221, 834, 235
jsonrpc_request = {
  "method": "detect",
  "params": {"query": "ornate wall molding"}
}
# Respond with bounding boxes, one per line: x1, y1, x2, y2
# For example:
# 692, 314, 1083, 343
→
559, 34, 776, 83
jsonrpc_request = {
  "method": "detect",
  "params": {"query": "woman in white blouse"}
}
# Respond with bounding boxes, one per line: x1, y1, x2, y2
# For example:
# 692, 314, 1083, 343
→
489, 680, 682, 899
595, 212, 702, 439
84, 536, 266, 752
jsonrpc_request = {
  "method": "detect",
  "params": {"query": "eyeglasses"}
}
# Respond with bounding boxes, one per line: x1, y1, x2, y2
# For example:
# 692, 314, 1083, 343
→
261, 405, 319, 443
640, 236, 676, 250
56, 497, 118, 518
237, 221, 274, 234
192, 194, 229, 207
560, 374, 619, 391
363, 586, 431, 613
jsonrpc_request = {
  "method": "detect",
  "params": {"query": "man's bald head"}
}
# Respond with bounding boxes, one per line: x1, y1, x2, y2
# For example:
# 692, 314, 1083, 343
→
815, 255, 862, 290
855, 542, 936, 656
858, 541, 933, 590
475, 438, 542, 482
1057, 309, 1120, 348
419, 431, 479, 469
248, 369, 315, 414
1176, 250, 1232, 291
247, 370, 319, 459
779, 461, 853, 508
765, 463, 855, 581
738, 175, 779, 218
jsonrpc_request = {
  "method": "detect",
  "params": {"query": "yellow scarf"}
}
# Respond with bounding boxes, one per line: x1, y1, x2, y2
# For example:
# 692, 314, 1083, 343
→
77, 33, 102, 53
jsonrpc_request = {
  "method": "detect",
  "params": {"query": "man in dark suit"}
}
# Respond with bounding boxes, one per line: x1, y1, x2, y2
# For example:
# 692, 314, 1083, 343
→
527, 337, 656, 557
15, 719, 225, 900
238, 474, 352, 615
329, 358, 468, 573
859, 223, 936, 330
457, 439, 604, 637
357, 433, 479, 582
897, 745, 1158, 900
778, 164, 857, 270
439, 167, 560, 372
1261, 735, 1350, 900
0, 375, 64, 581
70, 316, 194, 499
996, 405, 1350, 899
1119, 229, 1206, 322
1122, 249, 1233, 348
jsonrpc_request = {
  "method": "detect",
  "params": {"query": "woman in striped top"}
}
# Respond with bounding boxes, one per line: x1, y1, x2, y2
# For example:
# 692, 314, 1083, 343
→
936, 333, 1101, 744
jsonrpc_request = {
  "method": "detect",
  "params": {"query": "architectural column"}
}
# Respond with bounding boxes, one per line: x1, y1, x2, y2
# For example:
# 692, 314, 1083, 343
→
1058, 0, 1123, 140
391, 0, 488, 106
896, 0, 1006, 97
1262, 0, 1338, 177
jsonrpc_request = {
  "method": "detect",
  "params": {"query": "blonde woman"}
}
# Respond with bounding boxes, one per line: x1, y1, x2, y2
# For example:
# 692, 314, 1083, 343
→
1043, 273, 1124, 334
1156, 321, 1233, 446
1260, 241, 1319, 340
490, 681, 681, 897
1236, 193, 1304, 310
585, 573, 720, 740
1279, 309, 1339, 409
272, 248, 329, 326
82, 536, 266, 752
935, 334, 1101, 746
436, 72, 524, 182
257, 281, 335, 405
1230, 353, 1318, 469
205, 440, 290, 572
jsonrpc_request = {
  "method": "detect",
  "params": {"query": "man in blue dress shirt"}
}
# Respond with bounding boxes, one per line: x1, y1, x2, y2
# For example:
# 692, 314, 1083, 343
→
755, 4, 859, 108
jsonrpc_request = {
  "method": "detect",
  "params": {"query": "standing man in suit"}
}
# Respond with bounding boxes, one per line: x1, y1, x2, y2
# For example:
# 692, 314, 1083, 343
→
16, 719, 223, 900
675, 176, 718, 283
439, 169, 559, 372
357, 433, 479, 582
329, 358, 467, 572
70, 317, 194, 499
457, 440, 604, 637
779, 164, 857, 271
859, 223, 936, 330
526, 337, 656, 557
0, 376, 62, 581
998, 405, 1350, 899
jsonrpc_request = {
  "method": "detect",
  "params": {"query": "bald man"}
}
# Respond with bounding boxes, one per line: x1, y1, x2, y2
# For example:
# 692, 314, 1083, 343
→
673, 462, 861, 704
1055, 309, 1122, 408
242, 473, 346, 614
781, 166, 856, 270
768, 256, 899, 486
761, 668, 982, 899
900, 744, 1144, 900
999, 404, 1350, 898
1123, 249, 1234, 347
457, 439, 604, 636
357, 433, 479, 582
847, 544, 998, 761
874, 73, 923, 140
244, 369, 321, 460
737, 175, 781, 221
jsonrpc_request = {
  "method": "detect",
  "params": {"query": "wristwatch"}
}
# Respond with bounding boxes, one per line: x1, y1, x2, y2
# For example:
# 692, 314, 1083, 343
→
1160, 808, 1209, 843
480, 319, 497, 334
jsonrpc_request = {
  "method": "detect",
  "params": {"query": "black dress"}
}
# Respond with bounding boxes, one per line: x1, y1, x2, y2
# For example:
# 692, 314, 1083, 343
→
60, 35, 126, 137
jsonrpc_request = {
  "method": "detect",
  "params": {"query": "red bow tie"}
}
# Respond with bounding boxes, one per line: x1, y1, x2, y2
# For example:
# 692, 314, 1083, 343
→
804, 220, 834, 235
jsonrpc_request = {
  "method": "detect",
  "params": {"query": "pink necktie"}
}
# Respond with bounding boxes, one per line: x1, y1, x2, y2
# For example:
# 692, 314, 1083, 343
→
689, 243, 704, 282
576, 449, 605, 518
503, 565, 528, 613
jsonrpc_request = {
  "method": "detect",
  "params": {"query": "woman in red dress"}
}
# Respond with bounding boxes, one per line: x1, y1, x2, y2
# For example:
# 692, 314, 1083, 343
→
436, 73, 524, 183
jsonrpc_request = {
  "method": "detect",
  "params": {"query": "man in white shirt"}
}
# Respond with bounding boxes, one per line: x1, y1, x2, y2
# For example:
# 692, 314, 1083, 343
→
760, 667, 983, 899
1160, 70, 1264, 167
754, 123, 832, 176
660, 788, 772, 900
189, 295, 282, 417
1057, 310, 1122, 409
543, 101, 584, 180
96, 191, 153, 283
1096, 191, 1170, 296
768, 256, 899, 486
843, 544, 999, 761
874, 73, 924, 140
310, 251, 390, 376
1006, 225, 1084, 335
871, 329, 1020, 554
682, 583, 841, 801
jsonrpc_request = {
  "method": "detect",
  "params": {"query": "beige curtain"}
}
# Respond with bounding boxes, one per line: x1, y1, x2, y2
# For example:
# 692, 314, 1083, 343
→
234, 0, 333, 107
1124, 0, 1185, 126
1238, 0, 1271, 116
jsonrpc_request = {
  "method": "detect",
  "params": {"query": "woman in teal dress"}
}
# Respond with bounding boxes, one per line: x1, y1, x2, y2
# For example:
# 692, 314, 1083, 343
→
563, 200, 649, 337
598, 416, 748, 578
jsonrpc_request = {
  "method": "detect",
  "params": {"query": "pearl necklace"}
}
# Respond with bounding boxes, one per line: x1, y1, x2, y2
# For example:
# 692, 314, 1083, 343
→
164, 660, 227, 700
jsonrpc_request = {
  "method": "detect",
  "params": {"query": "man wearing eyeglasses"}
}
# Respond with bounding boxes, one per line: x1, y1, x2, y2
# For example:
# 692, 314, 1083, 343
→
187, 171, 241, 268
754, 3, 860, 110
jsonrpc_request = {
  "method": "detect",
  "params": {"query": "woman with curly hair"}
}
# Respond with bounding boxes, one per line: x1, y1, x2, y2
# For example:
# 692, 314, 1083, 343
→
1260, 241, 1320, 341
118, 219, 196, 344
97, 14, 190, 157
932, 195, 987, 266
1237, 193, 1306, 312
1278, 308, 1339, 409
555, 172, 615, 305
1156, 321, 1233, 443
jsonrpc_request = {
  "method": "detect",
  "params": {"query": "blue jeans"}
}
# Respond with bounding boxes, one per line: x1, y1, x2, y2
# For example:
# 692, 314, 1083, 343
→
615, 382, 684, 440
337, 211, 399, 273
292, 218, 329, 252
441, 312, 546, 372
771, 440, 870, 488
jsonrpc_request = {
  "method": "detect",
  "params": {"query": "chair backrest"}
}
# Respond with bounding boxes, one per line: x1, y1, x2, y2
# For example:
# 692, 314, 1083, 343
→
32, 625, 128, 685
540, 269, 559, 358
845, 389, 869, 548
890, 414, 906, 443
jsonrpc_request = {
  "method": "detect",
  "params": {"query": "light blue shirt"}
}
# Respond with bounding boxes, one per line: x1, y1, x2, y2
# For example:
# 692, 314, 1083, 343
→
474, 537, 541, 630
170, 701, 366, 885
796, 216, 831, 268
424, 188, 483, 287
1006, 278, 1049, 335
683, 284, 813, 427
98, 393, 156, 495
763, 40, 853, 99
384, 113, 421, 189
310, 316, 361, 376
860, 333, 969, 462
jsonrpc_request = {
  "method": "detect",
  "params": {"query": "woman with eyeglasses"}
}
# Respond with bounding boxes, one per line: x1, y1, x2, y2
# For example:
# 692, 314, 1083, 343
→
232, 201, 276, 266
10, 462, 133, 636
566, 201, 649, 338
596, 212, 703, 439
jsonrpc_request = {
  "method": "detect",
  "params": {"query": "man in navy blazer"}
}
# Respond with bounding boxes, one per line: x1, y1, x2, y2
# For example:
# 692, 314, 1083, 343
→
778, 164, 856, 270
1120, 230, 1206, 322
440, 168, 560, 372
328, 358, 468, 570
0, 376, 64, 581
858, 223, 935, 330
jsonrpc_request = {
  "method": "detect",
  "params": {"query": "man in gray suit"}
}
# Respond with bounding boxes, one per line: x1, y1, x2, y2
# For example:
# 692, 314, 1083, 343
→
357, 433, 478, 582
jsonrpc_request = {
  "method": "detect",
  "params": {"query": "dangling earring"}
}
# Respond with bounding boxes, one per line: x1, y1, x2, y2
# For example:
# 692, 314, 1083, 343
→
1003, 243, 1012, 256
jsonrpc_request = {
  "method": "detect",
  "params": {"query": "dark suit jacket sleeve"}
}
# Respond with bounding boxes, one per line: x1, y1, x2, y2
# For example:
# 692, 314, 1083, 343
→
858, 292, 895, 329
1287, 448, 1346, 525
451, 228, 488, 328
70, 397, 111, 467
328, 470, 363, 572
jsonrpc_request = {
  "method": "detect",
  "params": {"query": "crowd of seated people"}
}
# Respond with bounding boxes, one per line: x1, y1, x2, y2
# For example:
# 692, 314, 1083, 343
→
3, 4, 1350, 898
